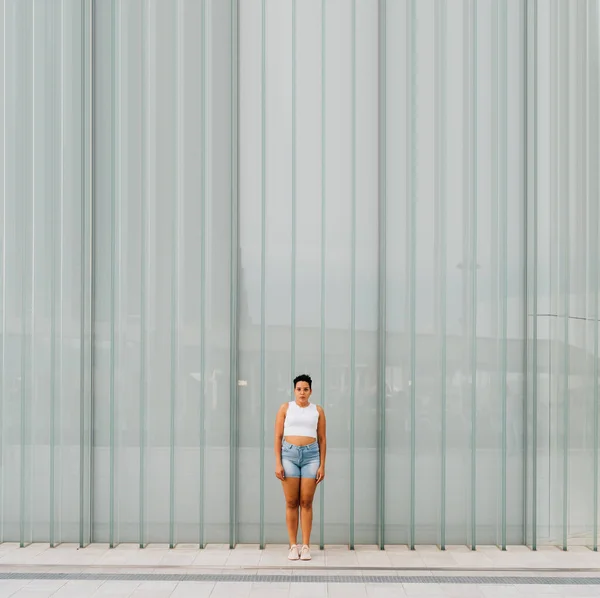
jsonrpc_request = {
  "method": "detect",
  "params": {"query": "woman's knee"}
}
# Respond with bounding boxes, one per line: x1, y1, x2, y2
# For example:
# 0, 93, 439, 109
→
300, 497, 313, 510
286, 498, 299, 510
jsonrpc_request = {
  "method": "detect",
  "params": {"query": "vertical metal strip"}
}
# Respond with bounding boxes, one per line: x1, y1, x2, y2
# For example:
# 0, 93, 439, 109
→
88, 0, 96, 546
435, 0, 447, 552
139, 0, 147, 550
377, 0, 387, 552
408, 0, 417, 552
50, 0, 58, 549
349, 0, 356, 552
80, 0, 93, 549
19, 4, 27, 541
199, 0, 207, 550
522, 0, 528, 548
499, 0, 508, 552
593, 0, 600, 553
291, 0, 296, 378
57, 0, 66, 547
470, 0, 478, 551
57, 2, 65, 542
0, 0, 6, 545
585, 0, 594, 552
531, 0, 539, 551
462, 0, 470, 549
561, 0, 569, 553
24, 0, 36, 549
259, 0, 266, 550
229, 0, 240, 550
109, 0, 117, 549
169, 0, 182, 550
319, 0, 326, 551
17, 0, 27, 548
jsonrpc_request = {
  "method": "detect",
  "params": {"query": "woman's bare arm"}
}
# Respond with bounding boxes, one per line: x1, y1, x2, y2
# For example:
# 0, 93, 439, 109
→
274, 403, 288, 480
316, 405, 326, 483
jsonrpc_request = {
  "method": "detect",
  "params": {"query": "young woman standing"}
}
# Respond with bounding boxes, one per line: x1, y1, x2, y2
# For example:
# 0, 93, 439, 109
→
274, 374, 327, 560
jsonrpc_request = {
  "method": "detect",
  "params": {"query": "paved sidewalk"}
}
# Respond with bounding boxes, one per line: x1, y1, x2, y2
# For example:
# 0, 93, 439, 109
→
0, 544, 599, 597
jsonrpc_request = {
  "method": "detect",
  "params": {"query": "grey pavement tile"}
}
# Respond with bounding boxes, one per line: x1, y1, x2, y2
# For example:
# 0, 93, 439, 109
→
248, 587, 289, 598
289, 582, 327, 598
209, 581, 253, 598
9, 592, 57, 598
327, 582, 369, 598
50, 581, 104, 598
514, 584, 565, 595
0, 581, 30, 598
402, 582, 445, 596
90, 581, 140, 597
414, 546, 441, 554
383, 545, 411, 553
169, 582, 215, 598
129, 580, 179, 598
366, 584, 408, 597
436, 584, 485, 597
478, 586, 521, 598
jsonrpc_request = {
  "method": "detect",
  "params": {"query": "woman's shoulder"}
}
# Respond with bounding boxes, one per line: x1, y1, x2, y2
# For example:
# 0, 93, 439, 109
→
315, 403, 325, 415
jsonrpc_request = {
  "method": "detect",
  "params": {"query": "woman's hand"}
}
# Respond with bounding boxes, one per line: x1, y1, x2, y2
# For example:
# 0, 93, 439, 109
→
316, 466, 325, 484
275, 463, 285, 481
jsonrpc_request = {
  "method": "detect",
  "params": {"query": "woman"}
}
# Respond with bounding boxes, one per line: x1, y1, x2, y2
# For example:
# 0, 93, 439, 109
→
274, 374, 326, 561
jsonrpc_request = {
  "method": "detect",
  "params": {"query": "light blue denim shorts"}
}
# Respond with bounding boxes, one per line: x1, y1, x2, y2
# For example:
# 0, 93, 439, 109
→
281, 440, 320, 479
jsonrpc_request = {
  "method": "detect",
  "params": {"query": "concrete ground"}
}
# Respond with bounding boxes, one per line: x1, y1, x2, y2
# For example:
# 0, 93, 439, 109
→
0, 543, 599, 597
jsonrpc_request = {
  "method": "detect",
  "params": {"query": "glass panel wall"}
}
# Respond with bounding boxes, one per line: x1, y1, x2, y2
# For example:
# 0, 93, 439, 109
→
1, 0, 599, 549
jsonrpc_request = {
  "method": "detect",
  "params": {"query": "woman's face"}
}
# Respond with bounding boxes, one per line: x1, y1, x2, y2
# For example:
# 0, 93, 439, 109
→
294, 381, 312, 403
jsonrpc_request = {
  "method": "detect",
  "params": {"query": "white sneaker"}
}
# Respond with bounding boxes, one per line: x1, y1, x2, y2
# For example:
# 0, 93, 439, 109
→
300, 544, 311, 560
288, 545, 300, 560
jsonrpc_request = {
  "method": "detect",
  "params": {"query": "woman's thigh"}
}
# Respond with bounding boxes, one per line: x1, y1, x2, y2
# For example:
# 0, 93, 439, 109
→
281, 477, 301, 505
299, 476, 318, 506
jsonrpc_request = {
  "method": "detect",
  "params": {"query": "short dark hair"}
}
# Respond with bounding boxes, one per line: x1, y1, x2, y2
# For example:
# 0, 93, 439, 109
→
293, 374, 312, 390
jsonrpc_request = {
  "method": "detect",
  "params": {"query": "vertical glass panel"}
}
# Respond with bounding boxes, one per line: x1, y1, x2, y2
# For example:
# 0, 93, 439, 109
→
505, 0, 526, 547
567, 0, 594, 547
202, 0, 234, 545
384, 0, 410, 546
322, 0, 352, 545
238, 0, 262, 544
353, 0, 378, 546
413, 0, 443, 546
54, 0, 87, 545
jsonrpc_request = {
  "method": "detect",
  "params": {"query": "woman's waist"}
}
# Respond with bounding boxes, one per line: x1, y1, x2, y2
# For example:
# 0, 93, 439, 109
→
283, 437, 318, 449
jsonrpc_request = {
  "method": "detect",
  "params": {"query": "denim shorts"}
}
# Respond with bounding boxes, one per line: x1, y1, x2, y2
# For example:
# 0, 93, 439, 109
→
281, 440, 320, 479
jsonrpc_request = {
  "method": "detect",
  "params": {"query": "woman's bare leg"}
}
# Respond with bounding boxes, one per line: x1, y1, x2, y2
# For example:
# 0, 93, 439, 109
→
299, 478, 318, 546
281, 478, 301, 546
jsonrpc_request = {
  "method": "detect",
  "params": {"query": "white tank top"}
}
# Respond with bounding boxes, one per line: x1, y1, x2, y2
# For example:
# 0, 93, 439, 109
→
283, 401, 319, 438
